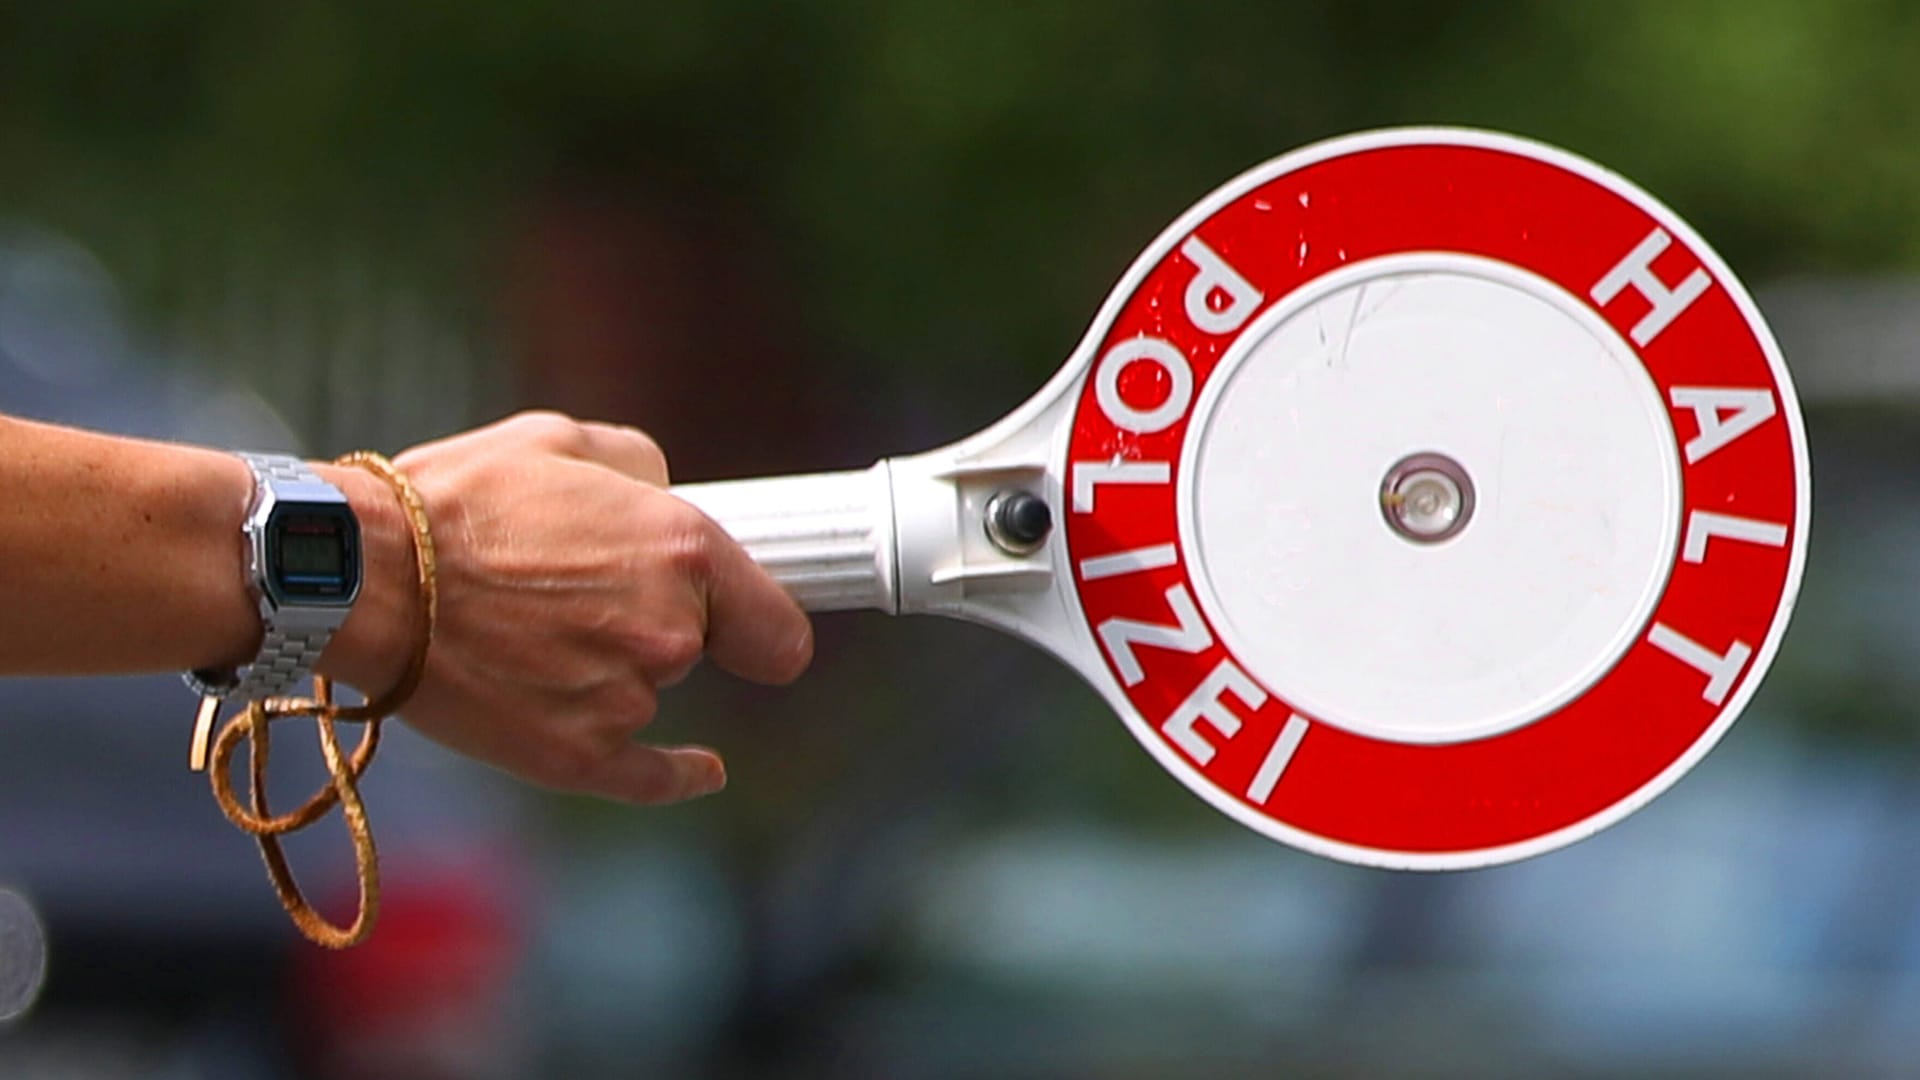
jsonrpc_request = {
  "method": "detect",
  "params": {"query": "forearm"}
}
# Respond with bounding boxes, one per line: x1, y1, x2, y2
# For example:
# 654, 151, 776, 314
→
0, 407, 809, 806
0, 415, 414, 691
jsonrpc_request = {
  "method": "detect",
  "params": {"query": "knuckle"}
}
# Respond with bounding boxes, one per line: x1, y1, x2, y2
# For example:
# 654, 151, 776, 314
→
659, 506, 721, 581
630, 625, 705, 679
509, 409, 584, 451
626, 427, 670, 482
591, 679, 658, 729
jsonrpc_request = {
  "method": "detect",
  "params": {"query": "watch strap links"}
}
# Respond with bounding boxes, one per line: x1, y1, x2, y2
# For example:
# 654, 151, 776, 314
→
185, 625, 336, 700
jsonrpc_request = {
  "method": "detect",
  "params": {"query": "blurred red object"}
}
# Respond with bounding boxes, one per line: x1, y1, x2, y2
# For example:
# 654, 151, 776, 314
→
289, 847, 530, 1080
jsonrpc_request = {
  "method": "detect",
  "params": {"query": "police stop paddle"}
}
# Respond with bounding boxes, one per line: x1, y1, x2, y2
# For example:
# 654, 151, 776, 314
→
673, 128, 1809, 869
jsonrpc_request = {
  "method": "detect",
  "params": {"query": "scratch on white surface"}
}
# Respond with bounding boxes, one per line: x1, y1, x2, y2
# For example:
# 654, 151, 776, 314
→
1358, 280, 1405, 323
1336, 284, 1367, 369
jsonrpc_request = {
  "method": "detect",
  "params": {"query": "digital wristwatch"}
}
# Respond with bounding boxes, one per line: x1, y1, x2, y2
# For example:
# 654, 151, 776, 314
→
184, 452, 362, 701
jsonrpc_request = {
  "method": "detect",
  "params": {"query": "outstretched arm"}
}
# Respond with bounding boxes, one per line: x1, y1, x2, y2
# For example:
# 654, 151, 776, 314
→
0, 409, 813, 805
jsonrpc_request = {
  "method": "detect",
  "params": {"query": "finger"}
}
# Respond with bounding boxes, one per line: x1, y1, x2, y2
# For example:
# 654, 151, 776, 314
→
575, 421, 671, 486
697, 521, 815, 685
580, 742, 727, 805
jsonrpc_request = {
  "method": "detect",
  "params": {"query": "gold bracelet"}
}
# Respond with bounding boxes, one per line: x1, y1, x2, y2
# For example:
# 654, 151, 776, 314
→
194, 450, 437, 949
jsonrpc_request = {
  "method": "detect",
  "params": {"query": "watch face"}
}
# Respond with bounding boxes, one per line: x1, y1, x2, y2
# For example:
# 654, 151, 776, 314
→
265, 504, 360, 605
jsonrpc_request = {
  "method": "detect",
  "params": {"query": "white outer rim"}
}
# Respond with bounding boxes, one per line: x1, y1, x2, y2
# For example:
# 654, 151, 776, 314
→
1039, 127, 1811, 870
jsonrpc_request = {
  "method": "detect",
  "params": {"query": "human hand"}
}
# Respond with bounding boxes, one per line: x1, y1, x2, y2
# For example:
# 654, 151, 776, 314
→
319, 411, 813, 803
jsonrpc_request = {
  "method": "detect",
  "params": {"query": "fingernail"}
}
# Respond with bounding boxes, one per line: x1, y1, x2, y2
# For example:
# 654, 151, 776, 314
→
688, 754, 727, 798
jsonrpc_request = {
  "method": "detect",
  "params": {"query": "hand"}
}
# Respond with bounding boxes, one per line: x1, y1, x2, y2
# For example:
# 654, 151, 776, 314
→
320, 411, 813, 804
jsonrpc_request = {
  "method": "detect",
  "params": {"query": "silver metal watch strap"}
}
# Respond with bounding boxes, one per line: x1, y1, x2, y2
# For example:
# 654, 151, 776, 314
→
239, 451, 323, 489
184, 453, 348, 702
191, 624, 337, 701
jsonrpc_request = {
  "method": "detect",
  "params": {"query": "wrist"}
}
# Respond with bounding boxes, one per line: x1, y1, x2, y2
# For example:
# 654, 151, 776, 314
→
314, 461, 422, 698
181, 445, 266, 672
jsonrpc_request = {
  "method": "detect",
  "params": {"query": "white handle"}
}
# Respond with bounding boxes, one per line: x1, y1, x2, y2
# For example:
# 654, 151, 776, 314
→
672, 463, 898, 614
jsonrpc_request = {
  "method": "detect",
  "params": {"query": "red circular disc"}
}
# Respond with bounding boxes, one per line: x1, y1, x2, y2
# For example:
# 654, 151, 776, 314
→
1060, 129, 1808, 867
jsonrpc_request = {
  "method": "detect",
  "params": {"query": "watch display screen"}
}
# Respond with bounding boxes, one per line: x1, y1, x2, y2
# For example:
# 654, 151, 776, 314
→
281, 529, 345, 577
269, 508, 359, 603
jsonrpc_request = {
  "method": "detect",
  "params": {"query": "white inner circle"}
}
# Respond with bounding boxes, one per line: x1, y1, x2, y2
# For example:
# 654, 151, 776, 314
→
1180, 254, 1681, 745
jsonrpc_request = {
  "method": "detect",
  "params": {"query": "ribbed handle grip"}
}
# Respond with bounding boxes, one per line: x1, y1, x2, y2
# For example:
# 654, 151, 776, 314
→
672, 463, 898, 613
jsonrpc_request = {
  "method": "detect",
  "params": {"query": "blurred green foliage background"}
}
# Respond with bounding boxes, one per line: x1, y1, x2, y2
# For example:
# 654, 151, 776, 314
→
5, 0, 1919, 408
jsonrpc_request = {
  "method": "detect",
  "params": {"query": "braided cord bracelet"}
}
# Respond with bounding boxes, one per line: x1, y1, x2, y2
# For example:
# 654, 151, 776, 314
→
192, 450, 438, 949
